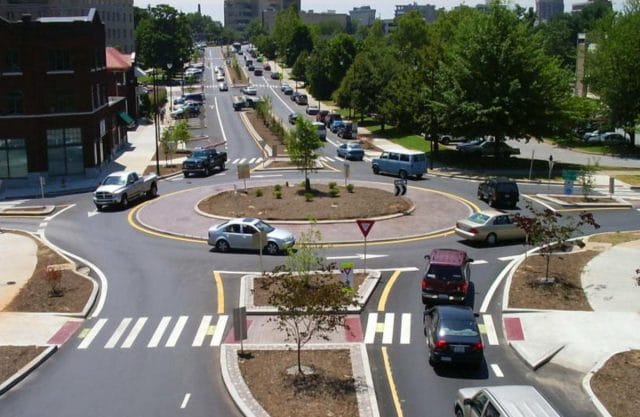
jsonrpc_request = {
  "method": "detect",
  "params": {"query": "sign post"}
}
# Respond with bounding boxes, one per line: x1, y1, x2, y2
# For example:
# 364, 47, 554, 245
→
356, 220, 375, 273
394, 179, 407, 196
237, 163, 250, 192
547, 155, 554, 194
343, 163, 350, 187
252, 231, 268, 272
39, 176, 46, 200
233, 306, 247, 356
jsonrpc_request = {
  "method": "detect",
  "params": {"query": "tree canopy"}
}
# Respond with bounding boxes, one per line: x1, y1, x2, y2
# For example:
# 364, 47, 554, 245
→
135, 5, 192, 69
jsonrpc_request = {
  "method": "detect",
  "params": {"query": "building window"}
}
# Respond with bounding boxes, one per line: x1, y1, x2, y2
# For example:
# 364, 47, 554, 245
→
0, 138, 28, 178
48, 49, 71, 71
94, 48, 105, 69
4, 49, 20, 72
47, 128, 84, 175
2, 91, 24, 115
47, 90, 76, 113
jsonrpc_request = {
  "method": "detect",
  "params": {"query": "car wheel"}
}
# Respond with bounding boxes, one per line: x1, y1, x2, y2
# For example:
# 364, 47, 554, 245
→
184, 172, 189, 178
95, 205, 102, 212
455, 408, 464, 417
148, 183, 158, 198
415, 173, 423, 180
265, 241, 279, 256
485, 233, 498, 246
441, 137, 450, 145
216, 239, 230, 253
204, 167, 210, 177
121, 194, 129, 208
399, 170, 408, 180
372, 165, 380, 175
428, 354, 437, 367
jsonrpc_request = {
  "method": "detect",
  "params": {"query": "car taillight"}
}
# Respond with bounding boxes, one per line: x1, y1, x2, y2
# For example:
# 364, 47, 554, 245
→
422, 279, 428, 290
471, 341, 484, 351
468, 228, 478, 234
458, 281, 468, 294
434, 340, 448, 350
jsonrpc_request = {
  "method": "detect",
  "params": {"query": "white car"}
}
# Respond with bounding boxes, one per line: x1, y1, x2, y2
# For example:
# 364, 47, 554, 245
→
241, 85, 257, 95
207, 218, 295, 255
216, 73, 225, 82
218, 82, 228, 91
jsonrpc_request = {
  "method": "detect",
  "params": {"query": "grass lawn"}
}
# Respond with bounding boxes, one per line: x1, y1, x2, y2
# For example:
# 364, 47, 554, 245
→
615, 175, 640, 186
549, 136, 640, 158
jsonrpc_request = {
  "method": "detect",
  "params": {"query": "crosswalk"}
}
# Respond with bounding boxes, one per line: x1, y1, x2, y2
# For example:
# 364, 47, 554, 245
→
0, 199, 28, 210
75, 315, 228, 350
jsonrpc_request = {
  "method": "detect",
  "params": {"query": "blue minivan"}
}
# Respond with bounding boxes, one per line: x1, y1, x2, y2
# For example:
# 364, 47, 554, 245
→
371, 149, 427, 179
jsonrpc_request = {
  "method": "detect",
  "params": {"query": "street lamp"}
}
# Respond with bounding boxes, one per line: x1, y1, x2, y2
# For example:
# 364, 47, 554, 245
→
152, 68, 160, 176
166, 62, 173, 111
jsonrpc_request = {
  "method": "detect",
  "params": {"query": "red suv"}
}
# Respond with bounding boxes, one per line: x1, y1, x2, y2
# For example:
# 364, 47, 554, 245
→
421, 249, 473, 305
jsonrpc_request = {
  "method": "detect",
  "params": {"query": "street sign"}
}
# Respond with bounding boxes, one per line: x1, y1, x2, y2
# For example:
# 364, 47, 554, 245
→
237, 163, 250, 180
564, 180, 574, 195
356, 219, 375, 238
394, 179, 407, 196
562, 170, 577, 181
233, 307, 247, 341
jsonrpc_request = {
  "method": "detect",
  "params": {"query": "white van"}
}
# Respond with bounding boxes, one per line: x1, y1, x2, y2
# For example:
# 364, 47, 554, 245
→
455, 385, 563, 417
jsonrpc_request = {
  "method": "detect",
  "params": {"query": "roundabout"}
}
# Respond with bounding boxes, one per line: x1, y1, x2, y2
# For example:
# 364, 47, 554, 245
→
131, 179, 478, 245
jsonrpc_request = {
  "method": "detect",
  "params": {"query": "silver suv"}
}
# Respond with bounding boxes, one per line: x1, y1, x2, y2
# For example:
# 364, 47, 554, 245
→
455, 385, 562, 417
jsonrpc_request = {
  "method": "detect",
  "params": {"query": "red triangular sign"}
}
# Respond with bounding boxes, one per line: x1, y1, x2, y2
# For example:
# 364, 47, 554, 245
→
356, 220, 375, 238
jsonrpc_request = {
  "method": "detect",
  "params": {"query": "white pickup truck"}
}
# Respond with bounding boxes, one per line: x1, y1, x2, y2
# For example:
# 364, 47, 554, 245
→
93, 171, 158, 210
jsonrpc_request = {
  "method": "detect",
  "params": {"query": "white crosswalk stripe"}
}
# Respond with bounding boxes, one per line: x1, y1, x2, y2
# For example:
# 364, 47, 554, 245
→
364, 312, 412, 345
76, 315, 230, 350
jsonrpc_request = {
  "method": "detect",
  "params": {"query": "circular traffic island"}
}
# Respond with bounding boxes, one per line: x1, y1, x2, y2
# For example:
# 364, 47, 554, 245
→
197, 182, 413, 221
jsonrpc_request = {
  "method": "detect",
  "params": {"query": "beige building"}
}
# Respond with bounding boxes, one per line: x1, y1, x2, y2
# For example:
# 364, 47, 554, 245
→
0, 0, 135, 53
224, 0, 299, 33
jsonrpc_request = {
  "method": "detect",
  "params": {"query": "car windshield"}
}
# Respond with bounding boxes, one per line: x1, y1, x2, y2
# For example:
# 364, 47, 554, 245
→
254, 220, 275, 233
439, 319, 479, 337
425, 264, 463, 281
101, 175, 126, 186
467, 213, 490, 224
349, 144, 362, 150
191, 150, 208, 158
496, 183, 518, 192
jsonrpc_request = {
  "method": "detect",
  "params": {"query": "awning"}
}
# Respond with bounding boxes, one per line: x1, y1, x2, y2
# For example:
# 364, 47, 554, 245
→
118, 112, 136, 126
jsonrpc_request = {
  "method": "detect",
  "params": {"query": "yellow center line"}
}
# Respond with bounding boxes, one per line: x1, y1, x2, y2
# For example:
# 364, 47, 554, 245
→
377, 270, 402, 312
213, 271, 224, 314
382, 346, 404, 417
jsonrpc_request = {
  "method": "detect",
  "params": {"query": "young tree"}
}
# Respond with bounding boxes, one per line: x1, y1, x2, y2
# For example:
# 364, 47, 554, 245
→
261, 228, 357, 375
578, 160, 599, 200
286, 118, 323, 192
160, 126, 177, 166
514, 203, 600, 280
172, 120, 191, 150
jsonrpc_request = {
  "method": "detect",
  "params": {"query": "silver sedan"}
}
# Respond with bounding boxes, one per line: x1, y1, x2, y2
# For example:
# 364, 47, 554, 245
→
454, 210, 525, 245
208, 218, 295, 255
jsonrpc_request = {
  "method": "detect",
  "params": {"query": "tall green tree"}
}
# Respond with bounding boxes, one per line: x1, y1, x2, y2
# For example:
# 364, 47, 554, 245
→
185, 12, 223, 42
305, 34, 356, 100
286, 118, 323, 192
588, 9, 640, 141
136, 5, 192, 69
437, 2, 572, 151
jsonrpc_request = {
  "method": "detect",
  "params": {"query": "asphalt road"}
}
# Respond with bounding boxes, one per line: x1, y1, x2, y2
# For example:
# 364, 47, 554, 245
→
1, 46, 638, 417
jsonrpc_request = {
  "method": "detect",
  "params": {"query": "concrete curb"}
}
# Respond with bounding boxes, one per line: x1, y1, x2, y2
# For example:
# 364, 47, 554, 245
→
239, 269, 381, 314
508, 340, 565, 370
581, 351, 619, 417
536, 193, 632, 208
0, 345, 57, 396
0, 205, 56, 216
220, 343, 380, 417
428, 170, 564, 185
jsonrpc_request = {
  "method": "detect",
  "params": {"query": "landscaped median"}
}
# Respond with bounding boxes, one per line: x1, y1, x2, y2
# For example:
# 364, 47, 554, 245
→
499, 231, 640, 417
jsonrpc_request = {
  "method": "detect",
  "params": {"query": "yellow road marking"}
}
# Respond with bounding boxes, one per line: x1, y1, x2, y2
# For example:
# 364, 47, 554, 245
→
382, 346, 404, 417
377, 270, 402, 312
376, 322, 385, 332
214, 271, 224, 314
207, 325, 215, 336
128, 199, 205, 244
78, 328, 90, 339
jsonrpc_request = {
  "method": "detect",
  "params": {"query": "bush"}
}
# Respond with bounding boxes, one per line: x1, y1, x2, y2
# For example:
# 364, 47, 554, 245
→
304, 192, 314, 202
274, 184, 282, 192
329, 188, 340, 198
346, 184, 354, 193
328, 181, 337, 189
256, 189, 264, 197
273, 190, 283, 199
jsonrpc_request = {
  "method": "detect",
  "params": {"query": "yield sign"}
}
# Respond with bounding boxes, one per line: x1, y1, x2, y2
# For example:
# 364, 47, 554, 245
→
356, 219, 375, 238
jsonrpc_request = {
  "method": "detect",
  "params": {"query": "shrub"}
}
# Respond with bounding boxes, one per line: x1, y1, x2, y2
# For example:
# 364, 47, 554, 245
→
346, 184, 354, 193
329, 188, 340, 198
274, 190, 283, 199
328, 181, 337, 189
274, 184, 282, 192
256, 189, 264, 197
304, 192, 314, 202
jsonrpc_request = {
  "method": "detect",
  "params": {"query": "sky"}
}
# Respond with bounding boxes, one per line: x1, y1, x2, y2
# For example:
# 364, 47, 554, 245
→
133, 0, 626, 25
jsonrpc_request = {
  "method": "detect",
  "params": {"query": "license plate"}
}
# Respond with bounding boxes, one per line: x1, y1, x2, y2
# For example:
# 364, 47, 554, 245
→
453, 345, 465, 353
438, 294, 449, 300
440, 356, 452, 362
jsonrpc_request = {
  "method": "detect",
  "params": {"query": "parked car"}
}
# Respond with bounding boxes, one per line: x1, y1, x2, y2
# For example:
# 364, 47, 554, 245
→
270, 71, 281, 80
583, 129, 601, 142
455, 137, 485, 151
207, 218, 296, 255
371, 149, 427, 180
295, 94, 308, 105
290, 91, 300, 102
282, 85, 294, 95
288, 112, 301, 124
182, 147, 227, 177
170, 105, 199, 119
599, 132, 628, 145
183, 93, 204, 103
306, 105, 320, 115
455, 385, 563, 417
325, 112, 342, 128
280, 82, 291, 92
316, 110, 330, 124
421, 249, 473, 305
337, 121, 357, 139
457, 140, 520, 158
477, 177, 519, 208
455, 210, 525, 246
424, 305, 483, 367
253, 67, 263, 76
241, 85, 257, 95
336, 143, 364, 161
313, 121, 327, 141
263, 63, 271, 71
437, 134, 467, 145
330, 119, 345, 133
218, 82, 228, 91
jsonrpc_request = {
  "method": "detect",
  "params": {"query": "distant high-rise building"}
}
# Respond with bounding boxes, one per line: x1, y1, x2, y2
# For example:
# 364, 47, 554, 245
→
224, 0, 300, 33
394, 2, 436, 23
536, 0, 564, 21
349, 6, 376, 27
571, 0, 612, 13
0, 0, 135, 53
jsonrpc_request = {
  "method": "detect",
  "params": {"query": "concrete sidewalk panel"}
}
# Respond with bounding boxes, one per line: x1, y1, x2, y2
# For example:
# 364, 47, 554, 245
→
0, 233, 37, 310
0, 313, 82, 346
509, 340, 565, 370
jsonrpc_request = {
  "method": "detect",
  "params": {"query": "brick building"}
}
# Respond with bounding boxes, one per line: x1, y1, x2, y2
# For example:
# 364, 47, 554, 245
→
0, 9, 129, 184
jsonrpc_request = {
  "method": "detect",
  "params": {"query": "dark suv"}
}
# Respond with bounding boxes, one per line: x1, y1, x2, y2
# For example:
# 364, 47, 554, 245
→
477, 177, 519, 209
182, 147, 227, 177
421, 249, 473, 305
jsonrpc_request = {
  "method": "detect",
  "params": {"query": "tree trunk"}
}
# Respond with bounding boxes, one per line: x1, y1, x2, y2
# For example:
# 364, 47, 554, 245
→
305, 176, 311, 192
297, 339, 302, 374
545, 254, 551, 279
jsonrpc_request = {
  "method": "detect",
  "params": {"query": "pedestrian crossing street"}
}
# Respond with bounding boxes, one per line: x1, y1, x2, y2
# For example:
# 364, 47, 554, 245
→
75, 315, 228, 350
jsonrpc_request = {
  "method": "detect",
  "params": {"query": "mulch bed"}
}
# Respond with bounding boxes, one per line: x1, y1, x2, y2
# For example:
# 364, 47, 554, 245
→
246, 111, 287, 153
252, 273, 366, 306
508, 250, 599, 310
552, 195, 619, 204
591, 350, 640, 417
197, 184, 411, 221
0, 346, 46, 383
3, 232, 93, 313
238, 350, 358, 417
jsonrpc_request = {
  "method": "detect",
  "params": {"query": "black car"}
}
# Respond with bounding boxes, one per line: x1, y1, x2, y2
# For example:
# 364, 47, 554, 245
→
423, 305, 484, 367
477, 177, 519, 209
182, 147, 228, 177
288, 112, 301, 124
295, 94, 308, 105
290, 91, 300, 102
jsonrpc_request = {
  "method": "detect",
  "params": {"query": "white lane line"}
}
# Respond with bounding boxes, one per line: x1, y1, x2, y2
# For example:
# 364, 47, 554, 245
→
482, 314, 499, 345
497, 255, 520, 261
148, 316, 172, 348
238, 158, 247, 164
480, 257, 519, 314
180, 393, 191, 409
121, 317, 148, 348
266, 78, 294, 113
166, 315, 188, 347
213, 96, 228, 143
211, 315, 228, 346
364, 313, 378, 344
255, 157, 263, 164
36, 228, 45, 235
78, 318, 107, 349
232, 158, 240, 164
192, 315, 213, 347
104, 318, 132, 349
523, 194, 555, 211
382, 313, 395, 345
471, 260, 488, 265
39, 221, 48, 228
491, 364, 504, 377
248, 157, 256, 164
376, 267, 419, 272
400, 313, 411, 344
